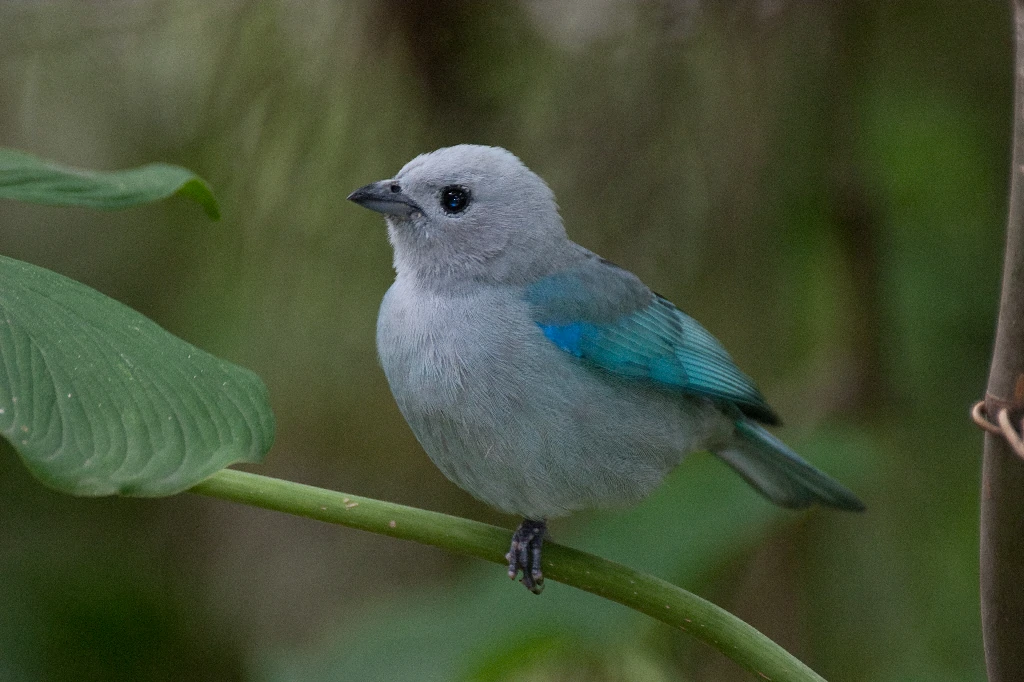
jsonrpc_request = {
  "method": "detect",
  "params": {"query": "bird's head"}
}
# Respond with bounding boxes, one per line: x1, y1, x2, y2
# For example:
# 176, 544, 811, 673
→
348, 145, 567, 285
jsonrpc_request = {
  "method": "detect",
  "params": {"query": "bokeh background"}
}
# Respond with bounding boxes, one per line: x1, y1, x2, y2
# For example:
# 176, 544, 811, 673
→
0, 1, 1009, 680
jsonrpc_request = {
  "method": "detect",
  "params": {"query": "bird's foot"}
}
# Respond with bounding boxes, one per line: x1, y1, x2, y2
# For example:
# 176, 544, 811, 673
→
506, 518, 547, 594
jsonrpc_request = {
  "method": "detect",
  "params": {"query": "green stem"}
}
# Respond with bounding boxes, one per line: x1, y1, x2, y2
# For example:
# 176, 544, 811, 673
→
189, 468, 826, 682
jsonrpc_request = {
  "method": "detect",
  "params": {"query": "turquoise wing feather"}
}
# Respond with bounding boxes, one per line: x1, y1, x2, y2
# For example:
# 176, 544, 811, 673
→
525, 261, 779, 425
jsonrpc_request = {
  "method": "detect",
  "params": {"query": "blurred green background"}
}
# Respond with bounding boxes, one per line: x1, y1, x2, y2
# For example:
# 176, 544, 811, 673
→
0, 1, 1008, 680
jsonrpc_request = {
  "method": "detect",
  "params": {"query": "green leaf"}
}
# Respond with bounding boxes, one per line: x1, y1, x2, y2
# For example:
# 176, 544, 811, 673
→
0, 148, 220, 219
0, 255, 274, 496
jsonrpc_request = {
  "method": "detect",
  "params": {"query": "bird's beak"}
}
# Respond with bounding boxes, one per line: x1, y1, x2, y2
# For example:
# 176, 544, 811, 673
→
347, 180, 423, 217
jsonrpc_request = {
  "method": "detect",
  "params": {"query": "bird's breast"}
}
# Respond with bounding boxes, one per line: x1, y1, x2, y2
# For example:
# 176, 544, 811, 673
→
376, 280, 534, 413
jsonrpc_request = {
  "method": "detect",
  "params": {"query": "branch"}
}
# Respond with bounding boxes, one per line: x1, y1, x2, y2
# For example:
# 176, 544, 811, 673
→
189, 469, 826, 682
979, 2, 1024, 679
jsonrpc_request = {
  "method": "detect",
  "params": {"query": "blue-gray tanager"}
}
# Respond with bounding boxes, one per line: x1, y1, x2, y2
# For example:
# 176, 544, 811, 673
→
349, 145, 863, 593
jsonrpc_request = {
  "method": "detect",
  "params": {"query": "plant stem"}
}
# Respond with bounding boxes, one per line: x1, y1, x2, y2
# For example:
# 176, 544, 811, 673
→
979, 3, 1024, 678
189, 468, 825, 682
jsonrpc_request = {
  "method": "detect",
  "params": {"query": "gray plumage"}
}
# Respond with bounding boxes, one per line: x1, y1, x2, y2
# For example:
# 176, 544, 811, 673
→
349, 145, 862, 585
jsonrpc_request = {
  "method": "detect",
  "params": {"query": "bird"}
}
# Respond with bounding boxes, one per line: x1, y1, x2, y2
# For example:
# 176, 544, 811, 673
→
348, 144, 864, 594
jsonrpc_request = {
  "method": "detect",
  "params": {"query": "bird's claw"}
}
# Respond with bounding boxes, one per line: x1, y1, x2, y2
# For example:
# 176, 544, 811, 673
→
506, 519, 546, 594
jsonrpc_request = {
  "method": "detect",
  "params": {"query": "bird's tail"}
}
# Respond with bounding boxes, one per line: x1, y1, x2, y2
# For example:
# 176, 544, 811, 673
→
714, 420, 865, 511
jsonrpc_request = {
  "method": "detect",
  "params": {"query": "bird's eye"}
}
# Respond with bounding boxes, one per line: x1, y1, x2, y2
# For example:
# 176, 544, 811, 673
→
440, 186, 470, 214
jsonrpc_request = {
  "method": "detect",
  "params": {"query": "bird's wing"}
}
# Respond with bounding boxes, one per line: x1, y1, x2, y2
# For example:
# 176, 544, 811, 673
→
524, 256, 780, 424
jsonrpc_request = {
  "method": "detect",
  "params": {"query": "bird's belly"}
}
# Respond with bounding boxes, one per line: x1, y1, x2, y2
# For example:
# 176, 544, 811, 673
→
382, 313, 721, 518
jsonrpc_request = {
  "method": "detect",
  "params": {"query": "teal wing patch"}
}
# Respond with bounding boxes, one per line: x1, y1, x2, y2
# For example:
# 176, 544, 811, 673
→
526, 269, 779, 424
